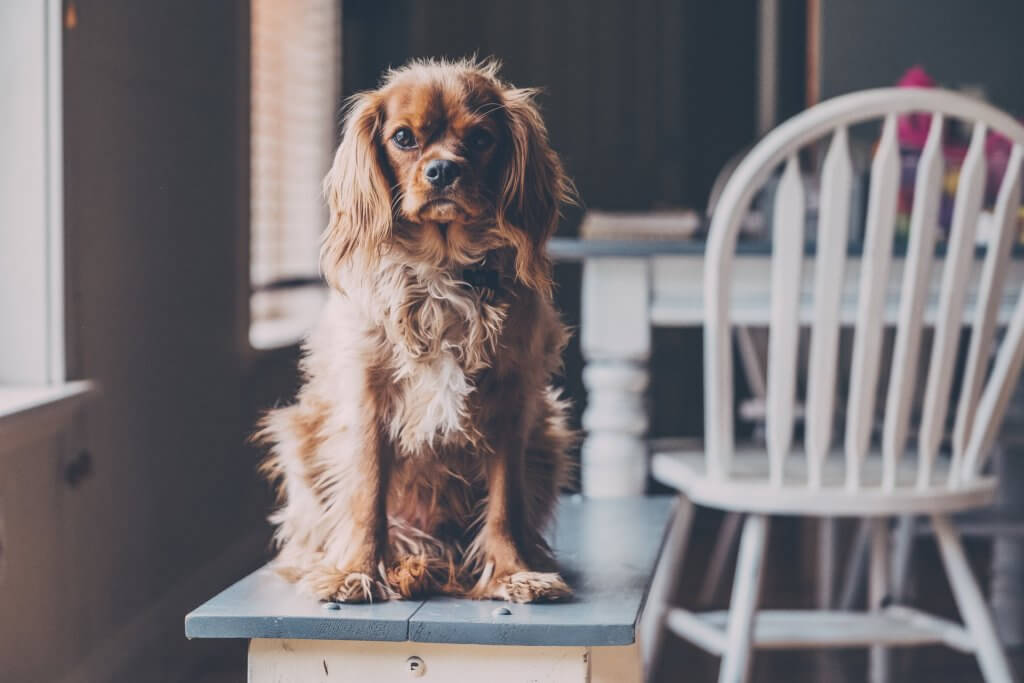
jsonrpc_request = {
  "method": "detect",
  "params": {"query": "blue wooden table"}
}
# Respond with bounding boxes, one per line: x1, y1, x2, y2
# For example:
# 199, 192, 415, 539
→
186, 495, 676, 682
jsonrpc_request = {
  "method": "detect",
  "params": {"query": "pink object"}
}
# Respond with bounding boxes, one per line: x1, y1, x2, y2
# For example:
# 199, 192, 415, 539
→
897, 66, 938, 149
898, 65, 936, 89
986, 129, 1015, 200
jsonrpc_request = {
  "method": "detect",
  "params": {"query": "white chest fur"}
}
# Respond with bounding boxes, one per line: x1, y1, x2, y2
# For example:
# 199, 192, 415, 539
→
388, 350, 475, 454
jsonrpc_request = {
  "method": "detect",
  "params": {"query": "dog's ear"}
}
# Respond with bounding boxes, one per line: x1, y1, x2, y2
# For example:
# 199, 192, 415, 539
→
497, 88, 575, 296
321, 92, 391, 287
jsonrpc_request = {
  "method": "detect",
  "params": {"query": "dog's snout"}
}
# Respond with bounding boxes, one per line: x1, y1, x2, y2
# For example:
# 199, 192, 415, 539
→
424, 159, 461, 188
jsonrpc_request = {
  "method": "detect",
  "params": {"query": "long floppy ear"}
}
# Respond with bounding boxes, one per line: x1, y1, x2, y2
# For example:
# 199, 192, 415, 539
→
320, 92, 392, 287
497, 88, 575, 296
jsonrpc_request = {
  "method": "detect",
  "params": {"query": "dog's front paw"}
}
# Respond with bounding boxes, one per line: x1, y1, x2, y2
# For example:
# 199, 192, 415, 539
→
474, 569, 573, 603
304, 564, 398, 603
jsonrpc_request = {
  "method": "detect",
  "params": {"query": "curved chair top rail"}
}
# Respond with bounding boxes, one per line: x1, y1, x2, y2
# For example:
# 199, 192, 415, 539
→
703, 87, 1024, 494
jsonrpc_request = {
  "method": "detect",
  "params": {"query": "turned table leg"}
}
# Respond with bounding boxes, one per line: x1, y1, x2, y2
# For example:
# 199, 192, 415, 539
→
580, 257, 651, 497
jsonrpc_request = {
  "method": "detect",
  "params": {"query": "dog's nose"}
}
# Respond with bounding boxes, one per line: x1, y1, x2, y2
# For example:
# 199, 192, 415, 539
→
424, 159, 460, 188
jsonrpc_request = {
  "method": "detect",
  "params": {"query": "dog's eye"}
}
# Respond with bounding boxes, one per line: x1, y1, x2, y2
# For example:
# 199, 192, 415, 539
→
467, 129, 493, 150
391, 127, 417, 150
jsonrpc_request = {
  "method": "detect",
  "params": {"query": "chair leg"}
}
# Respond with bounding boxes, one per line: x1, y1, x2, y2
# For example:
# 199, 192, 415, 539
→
837, 518, 871, 610
889, 514, 915, 603
932, 514, 1014, 683
719, 514, 769, 683
640, 496, 695, 678
698, 512, 744, 607
869, 517, 891, 683
816, 517, 837, 608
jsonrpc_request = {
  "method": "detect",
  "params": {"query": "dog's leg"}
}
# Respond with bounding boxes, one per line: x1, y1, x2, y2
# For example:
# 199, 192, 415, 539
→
301, 416, 398, 604
469, 415, 572, 603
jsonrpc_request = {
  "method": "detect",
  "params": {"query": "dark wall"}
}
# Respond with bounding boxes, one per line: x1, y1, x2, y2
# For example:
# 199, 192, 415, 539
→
62, 1, 269, 679
343, 0, 759, 443
343, 0, 758, 222
819, 0, 1024, 115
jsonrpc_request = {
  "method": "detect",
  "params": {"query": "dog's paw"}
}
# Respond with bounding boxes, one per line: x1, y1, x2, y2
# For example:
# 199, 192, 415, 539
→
477, 570, 573, 603
304, 564, 398, 603
384, 554, 454, 598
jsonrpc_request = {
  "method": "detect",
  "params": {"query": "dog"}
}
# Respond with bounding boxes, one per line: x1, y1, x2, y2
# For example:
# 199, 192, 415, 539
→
257, 58, 577, 604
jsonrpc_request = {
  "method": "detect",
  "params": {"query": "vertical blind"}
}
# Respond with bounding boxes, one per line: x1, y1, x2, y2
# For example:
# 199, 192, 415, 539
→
250, 0, 339, 344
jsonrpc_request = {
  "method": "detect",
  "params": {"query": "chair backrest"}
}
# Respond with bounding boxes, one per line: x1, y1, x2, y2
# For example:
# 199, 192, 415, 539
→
705, 87, 1024, 492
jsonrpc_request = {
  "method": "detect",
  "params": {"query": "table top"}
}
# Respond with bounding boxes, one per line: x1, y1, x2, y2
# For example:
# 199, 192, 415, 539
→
547, 236, 1024, 261
185, 495, 676, 647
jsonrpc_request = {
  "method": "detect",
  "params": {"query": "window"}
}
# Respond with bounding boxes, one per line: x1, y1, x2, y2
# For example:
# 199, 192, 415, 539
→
249, 0, 340, 349
0, 0, 65, 385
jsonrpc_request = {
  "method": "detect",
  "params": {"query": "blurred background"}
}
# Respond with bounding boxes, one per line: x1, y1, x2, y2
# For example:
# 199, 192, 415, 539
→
4, 1, 1024, 681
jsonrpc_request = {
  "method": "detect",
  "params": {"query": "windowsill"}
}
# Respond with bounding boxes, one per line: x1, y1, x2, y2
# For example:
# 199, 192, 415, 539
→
0, 380, 96, 450
249, 285, 325, 351
249, 314, 313, 351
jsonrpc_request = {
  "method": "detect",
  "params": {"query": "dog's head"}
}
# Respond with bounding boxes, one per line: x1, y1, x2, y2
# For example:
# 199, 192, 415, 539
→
321, 58, 574, 294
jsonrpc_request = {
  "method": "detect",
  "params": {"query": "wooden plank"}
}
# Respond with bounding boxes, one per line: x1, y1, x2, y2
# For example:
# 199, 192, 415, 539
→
184, 566, 420, 641
806, 127, 853, 486
766, 156, 805, 486
917, 123, 988, 488
844, 115, 900, 488
881, 114, 945, 489
408, 496, 674, 646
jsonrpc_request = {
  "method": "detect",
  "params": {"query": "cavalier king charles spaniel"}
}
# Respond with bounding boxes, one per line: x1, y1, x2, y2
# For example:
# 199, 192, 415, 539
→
258, 58, 576, 604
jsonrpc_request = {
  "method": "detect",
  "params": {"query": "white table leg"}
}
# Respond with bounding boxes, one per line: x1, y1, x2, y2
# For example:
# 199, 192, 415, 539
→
580, 258, 651, 497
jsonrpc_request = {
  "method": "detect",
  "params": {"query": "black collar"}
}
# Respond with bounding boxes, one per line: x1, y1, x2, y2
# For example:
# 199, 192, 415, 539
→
461, 266, 503, 297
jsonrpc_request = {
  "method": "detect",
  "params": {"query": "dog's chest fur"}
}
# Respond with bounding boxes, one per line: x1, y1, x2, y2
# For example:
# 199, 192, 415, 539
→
372, 264, 515, 456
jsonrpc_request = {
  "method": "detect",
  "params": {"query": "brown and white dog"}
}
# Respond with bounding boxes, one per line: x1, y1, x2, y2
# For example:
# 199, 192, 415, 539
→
257, 58, 576, 604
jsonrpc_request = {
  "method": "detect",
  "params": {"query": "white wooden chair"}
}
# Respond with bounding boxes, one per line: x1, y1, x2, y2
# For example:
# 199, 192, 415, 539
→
648, 88, 1024, 683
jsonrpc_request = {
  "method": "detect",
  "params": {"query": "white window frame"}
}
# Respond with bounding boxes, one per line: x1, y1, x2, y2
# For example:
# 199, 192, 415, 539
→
247, 0, 340, 351
0, 0, 65, 385
0, 0, 93, 439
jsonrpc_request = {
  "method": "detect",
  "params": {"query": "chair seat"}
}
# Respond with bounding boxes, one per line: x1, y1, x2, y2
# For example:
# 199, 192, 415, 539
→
651, 448, 997, 516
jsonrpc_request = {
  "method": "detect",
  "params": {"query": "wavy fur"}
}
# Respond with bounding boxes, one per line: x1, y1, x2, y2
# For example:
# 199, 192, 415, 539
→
258, 58, 576, 603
